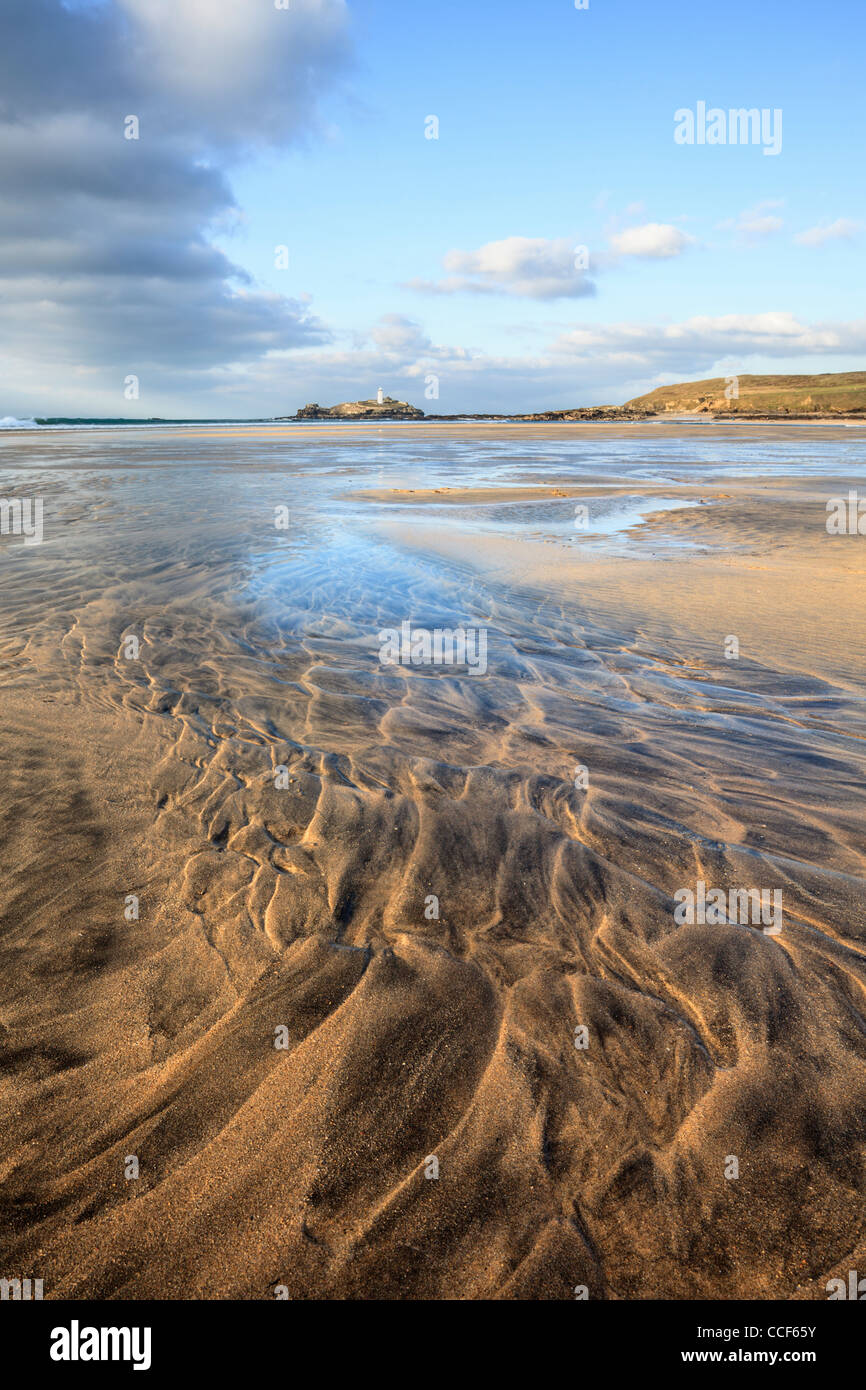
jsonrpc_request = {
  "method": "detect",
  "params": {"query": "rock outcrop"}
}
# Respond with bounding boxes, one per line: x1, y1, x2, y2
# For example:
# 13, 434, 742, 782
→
292, 397, 424, 420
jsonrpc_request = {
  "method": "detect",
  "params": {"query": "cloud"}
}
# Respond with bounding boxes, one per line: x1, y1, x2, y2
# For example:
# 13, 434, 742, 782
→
115, 0, 351, 150
368, 314, 436, 356
407, 237, 596, 300
608, 223, 694, 259
795, 218, 860, 247
717, 201, 784, 242
550, 312, 864, 373
0, 0, 349, 406
4, 0, 351, 152
411, 223, 694, 300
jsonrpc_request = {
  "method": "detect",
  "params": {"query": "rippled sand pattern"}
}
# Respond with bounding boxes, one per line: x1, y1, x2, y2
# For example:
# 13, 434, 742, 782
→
1, 423, 865, 1299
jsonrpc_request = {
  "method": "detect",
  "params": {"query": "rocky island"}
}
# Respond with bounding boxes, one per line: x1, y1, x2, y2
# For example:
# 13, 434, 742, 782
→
284, 399, 654, 423
288, 395, 424, 420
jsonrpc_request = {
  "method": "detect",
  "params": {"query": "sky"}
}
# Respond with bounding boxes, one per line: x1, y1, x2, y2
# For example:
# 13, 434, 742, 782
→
1, 0, 864, 417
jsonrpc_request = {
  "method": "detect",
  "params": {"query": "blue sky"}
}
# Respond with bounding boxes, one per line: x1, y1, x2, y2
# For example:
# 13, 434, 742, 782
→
2, 0, 865, 415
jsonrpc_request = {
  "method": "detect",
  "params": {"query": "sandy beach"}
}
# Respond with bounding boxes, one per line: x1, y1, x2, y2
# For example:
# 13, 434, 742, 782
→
1, 420, 864, 1300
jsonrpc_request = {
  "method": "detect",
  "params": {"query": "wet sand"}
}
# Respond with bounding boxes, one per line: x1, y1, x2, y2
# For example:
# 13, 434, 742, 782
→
0, 421, 864, 1299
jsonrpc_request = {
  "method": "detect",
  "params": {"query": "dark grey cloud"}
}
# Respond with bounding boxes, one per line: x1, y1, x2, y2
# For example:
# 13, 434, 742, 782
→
0, 0, 350, 402
2, 0, 352, 151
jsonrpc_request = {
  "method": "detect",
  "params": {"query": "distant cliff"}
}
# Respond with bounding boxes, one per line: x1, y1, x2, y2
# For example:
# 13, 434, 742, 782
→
290, 397, 424, 420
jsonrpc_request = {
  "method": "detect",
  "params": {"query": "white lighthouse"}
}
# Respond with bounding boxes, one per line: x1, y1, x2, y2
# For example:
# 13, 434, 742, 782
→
377, 386, 384, 405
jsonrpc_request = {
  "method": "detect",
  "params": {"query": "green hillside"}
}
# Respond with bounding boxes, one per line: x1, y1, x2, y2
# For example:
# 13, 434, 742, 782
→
623, 372, 866, 417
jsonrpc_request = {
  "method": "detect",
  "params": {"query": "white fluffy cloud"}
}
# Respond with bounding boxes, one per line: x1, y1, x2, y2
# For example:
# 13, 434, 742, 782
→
608, 223, 694, 258
717, 201, 785, 242
795, 219, 860, 247
410, 223, 693, 299
551, 312, 858, 365
408, 237, 595, 300
368, 314, 434, 355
